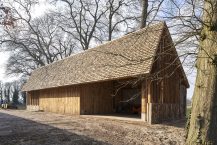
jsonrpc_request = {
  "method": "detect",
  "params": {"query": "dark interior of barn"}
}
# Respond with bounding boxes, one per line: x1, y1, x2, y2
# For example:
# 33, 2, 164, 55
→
113, 80, 141, 118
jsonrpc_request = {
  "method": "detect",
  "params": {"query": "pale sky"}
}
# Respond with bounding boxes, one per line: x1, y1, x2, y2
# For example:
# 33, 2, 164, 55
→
0, 0, 196, 99
186, 72, 196, 99
0, 52, 9, 81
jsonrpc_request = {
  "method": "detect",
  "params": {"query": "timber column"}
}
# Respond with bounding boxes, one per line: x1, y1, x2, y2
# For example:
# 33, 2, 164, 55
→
141, 80, 148, 121
26, 92, 29, 108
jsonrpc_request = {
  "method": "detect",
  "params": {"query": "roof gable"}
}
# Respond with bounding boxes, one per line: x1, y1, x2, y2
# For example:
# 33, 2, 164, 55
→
23, 22, 165, 91
150, 26, 190, 88
163, 27, 190, 88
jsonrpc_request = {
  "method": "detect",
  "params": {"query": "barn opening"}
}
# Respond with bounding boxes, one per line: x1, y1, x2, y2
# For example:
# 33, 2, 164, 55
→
112, 80, 141, 119
79, 79, 142, 119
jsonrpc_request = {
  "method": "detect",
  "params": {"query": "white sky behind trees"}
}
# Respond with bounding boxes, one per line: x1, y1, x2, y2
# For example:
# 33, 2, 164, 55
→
0, 0, 51, 81
0, 52, 9, 81
0, 0, 195, 99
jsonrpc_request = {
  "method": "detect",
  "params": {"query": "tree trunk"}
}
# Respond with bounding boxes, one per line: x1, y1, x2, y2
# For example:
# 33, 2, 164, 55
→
7, 88, 10, 103
0, 85, 2, 103
140, 0, 148, 28
108, 14, 112, 41
22, 92, 26, 104
186, 0, 217, 144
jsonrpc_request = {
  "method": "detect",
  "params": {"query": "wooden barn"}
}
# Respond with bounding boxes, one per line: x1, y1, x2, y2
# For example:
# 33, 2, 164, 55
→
22, 22, 189, 124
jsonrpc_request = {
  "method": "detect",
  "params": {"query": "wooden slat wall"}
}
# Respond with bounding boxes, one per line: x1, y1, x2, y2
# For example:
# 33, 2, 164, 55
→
27, 91, 39, 106
80, 81, 113, 115
26, 92, 31, 105
150, 103, 181, 123
39, 86, 80, 115
161, 29, 181, 104
141, 81, 147, 114
180, 85, 187, 116
27, 81, 115, 115
146, 28, 187, 123
150, 28, 183, 105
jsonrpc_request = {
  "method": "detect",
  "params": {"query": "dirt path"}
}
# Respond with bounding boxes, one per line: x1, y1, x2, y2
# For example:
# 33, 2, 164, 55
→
0, 109, 186, 145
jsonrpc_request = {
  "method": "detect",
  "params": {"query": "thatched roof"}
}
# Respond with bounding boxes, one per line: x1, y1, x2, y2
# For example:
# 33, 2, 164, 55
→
22, 22, 179, 91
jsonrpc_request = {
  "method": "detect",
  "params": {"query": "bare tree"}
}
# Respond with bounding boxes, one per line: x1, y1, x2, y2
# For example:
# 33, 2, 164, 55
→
3, 82, 12, 103
152, 0, 217, 144
104, 0, 140, 41
11, 81, 19, 104
54, 0, 108, 50
140, 0, 148, 28
0, 1, 15, 27
0, 81, 3, 104
1, 0, 76, 76
184, 0, 217, 144
1, 0, 167, 78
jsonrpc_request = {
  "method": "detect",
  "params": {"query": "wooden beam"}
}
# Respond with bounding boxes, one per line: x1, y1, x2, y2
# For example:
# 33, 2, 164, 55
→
147, 80, 152, 123
141, 80, 147, 121
147, 80, 152, 103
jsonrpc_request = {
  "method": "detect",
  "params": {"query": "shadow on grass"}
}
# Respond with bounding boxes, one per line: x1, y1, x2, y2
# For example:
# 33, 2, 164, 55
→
0, 112, 109, 145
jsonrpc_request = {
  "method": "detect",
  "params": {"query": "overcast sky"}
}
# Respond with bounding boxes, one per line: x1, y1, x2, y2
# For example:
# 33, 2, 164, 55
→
0, 52, 9, 81
0, 0, 196, 99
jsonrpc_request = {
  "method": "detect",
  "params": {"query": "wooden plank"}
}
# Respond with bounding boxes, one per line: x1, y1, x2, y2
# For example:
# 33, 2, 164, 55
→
38, 86, 80, 115
80, 81, 113, 115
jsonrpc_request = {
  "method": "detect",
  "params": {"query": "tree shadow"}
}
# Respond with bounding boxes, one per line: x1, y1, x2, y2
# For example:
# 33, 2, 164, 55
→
158, 118, 187, 128
0, 112, 109, 145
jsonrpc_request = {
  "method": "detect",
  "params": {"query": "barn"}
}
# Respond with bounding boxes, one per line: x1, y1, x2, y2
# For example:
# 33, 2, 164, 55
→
22, 22, 189, 124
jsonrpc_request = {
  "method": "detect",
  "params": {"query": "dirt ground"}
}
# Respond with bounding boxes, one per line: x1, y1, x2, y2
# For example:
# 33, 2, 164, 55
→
0, 109, 186, 145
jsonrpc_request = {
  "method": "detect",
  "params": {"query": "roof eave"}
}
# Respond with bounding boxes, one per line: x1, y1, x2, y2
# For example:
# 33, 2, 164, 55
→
22, 73, 150, 92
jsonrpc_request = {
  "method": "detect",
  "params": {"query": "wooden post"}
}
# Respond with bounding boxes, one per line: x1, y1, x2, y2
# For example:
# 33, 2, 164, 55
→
147, 80, 152, 124
26, 92, 29, 110
141, 80, 147, 121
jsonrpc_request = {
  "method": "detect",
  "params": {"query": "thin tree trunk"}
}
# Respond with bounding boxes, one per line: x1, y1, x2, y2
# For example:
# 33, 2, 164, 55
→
186, 0, 217, 144
140, 0, 148, 28
108, 15, 112, 41
7, 88, 10, 103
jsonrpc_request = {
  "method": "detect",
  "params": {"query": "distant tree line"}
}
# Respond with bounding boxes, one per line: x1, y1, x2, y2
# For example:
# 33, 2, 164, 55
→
0, 81, 26, 105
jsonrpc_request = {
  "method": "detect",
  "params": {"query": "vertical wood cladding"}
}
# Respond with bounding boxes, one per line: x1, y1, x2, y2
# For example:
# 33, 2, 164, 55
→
150, 28, 186, 105
80, 82, 114, 114
39, 86, 80, 115
146, 28, 188, 123
27, 91, 39, 106
27, 81, 114, 115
